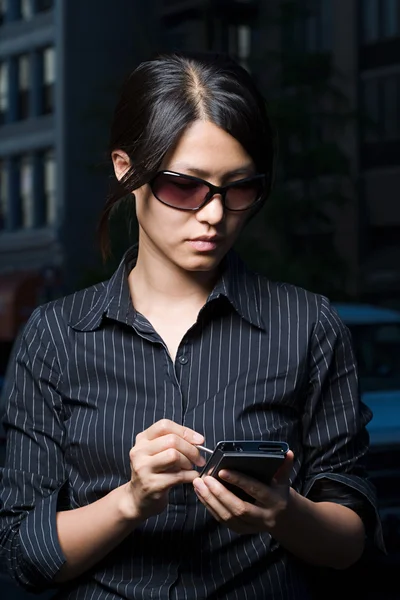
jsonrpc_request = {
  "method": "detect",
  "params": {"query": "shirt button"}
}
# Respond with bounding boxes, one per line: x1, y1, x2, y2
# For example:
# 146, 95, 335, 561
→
178, 355, 188, 365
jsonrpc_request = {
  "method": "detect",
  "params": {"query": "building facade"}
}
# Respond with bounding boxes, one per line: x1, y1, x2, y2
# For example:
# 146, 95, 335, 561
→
0, 0, 399, 352
357, 0, 400, 307
155, 0, 400, 305
0, 0, 145, 358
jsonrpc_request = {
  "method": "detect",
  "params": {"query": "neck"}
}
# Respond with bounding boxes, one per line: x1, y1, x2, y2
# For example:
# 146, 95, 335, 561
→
128, 241, 220, 314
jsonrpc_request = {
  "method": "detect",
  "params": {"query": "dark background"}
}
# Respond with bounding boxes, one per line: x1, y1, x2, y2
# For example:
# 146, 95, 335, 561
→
0, 0, 399, 598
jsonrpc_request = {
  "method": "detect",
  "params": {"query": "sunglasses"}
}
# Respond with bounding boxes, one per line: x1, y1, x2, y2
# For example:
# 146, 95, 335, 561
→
148, 171, 268, 212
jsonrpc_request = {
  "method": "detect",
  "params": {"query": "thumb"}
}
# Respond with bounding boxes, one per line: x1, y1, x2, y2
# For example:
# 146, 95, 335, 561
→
272, 450, 294, 486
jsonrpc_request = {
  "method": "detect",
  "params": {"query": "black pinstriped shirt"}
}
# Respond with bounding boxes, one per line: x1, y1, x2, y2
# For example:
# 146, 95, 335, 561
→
0, 246, 382, 599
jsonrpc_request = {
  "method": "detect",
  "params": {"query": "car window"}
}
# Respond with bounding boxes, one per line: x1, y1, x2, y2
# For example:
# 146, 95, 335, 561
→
347, 323, 400, 393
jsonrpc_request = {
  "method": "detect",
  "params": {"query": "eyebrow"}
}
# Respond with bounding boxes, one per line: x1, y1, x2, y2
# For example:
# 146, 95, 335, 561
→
168, 163, 256, 179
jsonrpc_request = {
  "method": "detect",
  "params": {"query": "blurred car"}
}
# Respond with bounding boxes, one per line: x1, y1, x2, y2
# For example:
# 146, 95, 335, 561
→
335, 302, 400, 562
334, 302, 400, 447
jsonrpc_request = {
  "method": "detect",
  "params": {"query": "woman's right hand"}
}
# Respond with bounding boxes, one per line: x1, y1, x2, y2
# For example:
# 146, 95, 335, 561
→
123, 419, 206, 522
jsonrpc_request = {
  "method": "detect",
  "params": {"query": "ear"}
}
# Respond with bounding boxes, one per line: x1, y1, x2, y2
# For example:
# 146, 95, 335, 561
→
111, 150, 131, 182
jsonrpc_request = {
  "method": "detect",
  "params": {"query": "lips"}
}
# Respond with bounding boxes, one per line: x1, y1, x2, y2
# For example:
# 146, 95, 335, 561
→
187, 237, 222, 252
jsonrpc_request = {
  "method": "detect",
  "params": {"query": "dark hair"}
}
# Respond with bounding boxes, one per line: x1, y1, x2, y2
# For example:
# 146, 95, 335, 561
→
99, 51, 277, 258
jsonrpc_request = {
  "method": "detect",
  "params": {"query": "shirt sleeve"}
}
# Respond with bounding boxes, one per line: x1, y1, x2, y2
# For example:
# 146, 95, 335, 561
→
301, 295, 385, 552
0, 307, 67, 592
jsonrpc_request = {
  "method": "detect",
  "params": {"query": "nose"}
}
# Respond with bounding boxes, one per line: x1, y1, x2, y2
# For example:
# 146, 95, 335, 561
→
195, 194, 224, 225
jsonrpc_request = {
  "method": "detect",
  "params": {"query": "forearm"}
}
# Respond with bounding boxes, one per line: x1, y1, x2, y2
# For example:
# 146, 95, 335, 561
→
54, 483, 140, 582
270, 488, 365, 569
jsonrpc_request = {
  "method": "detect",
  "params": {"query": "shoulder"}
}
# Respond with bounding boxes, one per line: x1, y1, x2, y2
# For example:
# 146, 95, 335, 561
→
23, 280, 109, 342
252, 272, 327, 318
246, 270, 346, 335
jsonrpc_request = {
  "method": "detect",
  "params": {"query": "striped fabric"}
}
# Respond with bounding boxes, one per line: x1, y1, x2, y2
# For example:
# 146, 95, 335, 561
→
0, 246, 382, 599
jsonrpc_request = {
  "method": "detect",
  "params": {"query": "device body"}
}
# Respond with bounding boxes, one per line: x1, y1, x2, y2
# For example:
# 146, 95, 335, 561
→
199, 440, 289, 502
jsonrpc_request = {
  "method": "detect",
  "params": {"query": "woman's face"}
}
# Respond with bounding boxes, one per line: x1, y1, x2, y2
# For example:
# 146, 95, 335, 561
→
115, 120, 256, 274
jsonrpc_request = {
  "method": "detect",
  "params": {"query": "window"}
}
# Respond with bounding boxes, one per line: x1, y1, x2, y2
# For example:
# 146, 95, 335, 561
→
163, 23, 187, 51
237, 24, 251, 69
0, 62, 8, 125
19, 156, 34, 228
221, 23, 251, 70
20, 0, 33, 19
361, 73, 400, 142
0, 159, 8, 230
319, 0, 332, 51
18, 54, 30, 120
0, 0, 7, 25
383, 75, 399, 139
361, 0, 400, 43
42, 46, 55, 113
361, 0, 379, 43
282, 0, 332, 55
348, 322, 400, 392
36, 0, 53, 12
382, 0, 398, 38
43, 150, 56, 225
362, 77, 381, 142
306, 0, 331, 52
305, 11, 318, 53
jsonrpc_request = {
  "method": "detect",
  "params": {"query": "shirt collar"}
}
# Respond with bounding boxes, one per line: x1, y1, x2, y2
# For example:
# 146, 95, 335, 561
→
209, 250, 264, 330
69, 245, 265, 332
69, 246, 137, 332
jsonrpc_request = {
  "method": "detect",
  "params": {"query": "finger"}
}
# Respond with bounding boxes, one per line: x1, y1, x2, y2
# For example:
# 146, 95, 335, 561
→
137, 468, 202, 493
193, 483, 260, 535
272, 450, 294, 486
149, 448, 197, 473
193, 477, 230, 520
218, 469, 268, 502
142, 433, 206, 468
193, 476, 251, 522
193, 485, 223, 522
136, 419, 204, 445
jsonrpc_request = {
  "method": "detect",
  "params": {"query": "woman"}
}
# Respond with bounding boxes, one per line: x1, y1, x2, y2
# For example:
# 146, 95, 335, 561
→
0, 51, 383, 599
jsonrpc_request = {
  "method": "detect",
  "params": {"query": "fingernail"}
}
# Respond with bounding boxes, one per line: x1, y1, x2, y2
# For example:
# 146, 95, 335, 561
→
192, 432, 204, 443
193, 478, 206, 493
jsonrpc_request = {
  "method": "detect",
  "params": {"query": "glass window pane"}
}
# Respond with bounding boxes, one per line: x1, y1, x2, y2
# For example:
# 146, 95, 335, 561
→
383, 75, 399, 139
44, 151, 56, 225
20, 0, 33, 20
0, 159, 8, 229
238, 25, 251, 68
36, 0, 53, 11
18, 55, 30, 90
362, 0, 379, 43
0, 0, 7, 25
293, 19, 305, 53
18, 55, 30, 119
320, 0, 332, 51
41, 47, 55, 114
162, 23, 186, 51
382, 0, 398, 38
306, 15, 318, 52
43, 47, 55, 84
0, 62, 8, 123
20, 156, 34, 228
362, 78, 381, 141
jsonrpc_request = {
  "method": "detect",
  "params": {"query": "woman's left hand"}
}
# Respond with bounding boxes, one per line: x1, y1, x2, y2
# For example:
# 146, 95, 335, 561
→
192, 451, 294, 534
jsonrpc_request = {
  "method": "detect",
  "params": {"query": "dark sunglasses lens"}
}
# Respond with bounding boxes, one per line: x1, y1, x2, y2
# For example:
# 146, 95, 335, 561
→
225, 179, 264, 210
152, 174, 208, 209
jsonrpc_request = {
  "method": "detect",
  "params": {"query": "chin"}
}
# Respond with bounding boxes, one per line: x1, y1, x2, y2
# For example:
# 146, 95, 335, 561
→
181, 254, 223, 273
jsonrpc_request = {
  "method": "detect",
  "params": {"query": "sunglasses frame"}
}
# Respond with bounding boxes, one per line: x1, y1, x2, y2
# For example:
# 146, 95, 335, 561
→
148, 170, 268, 212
